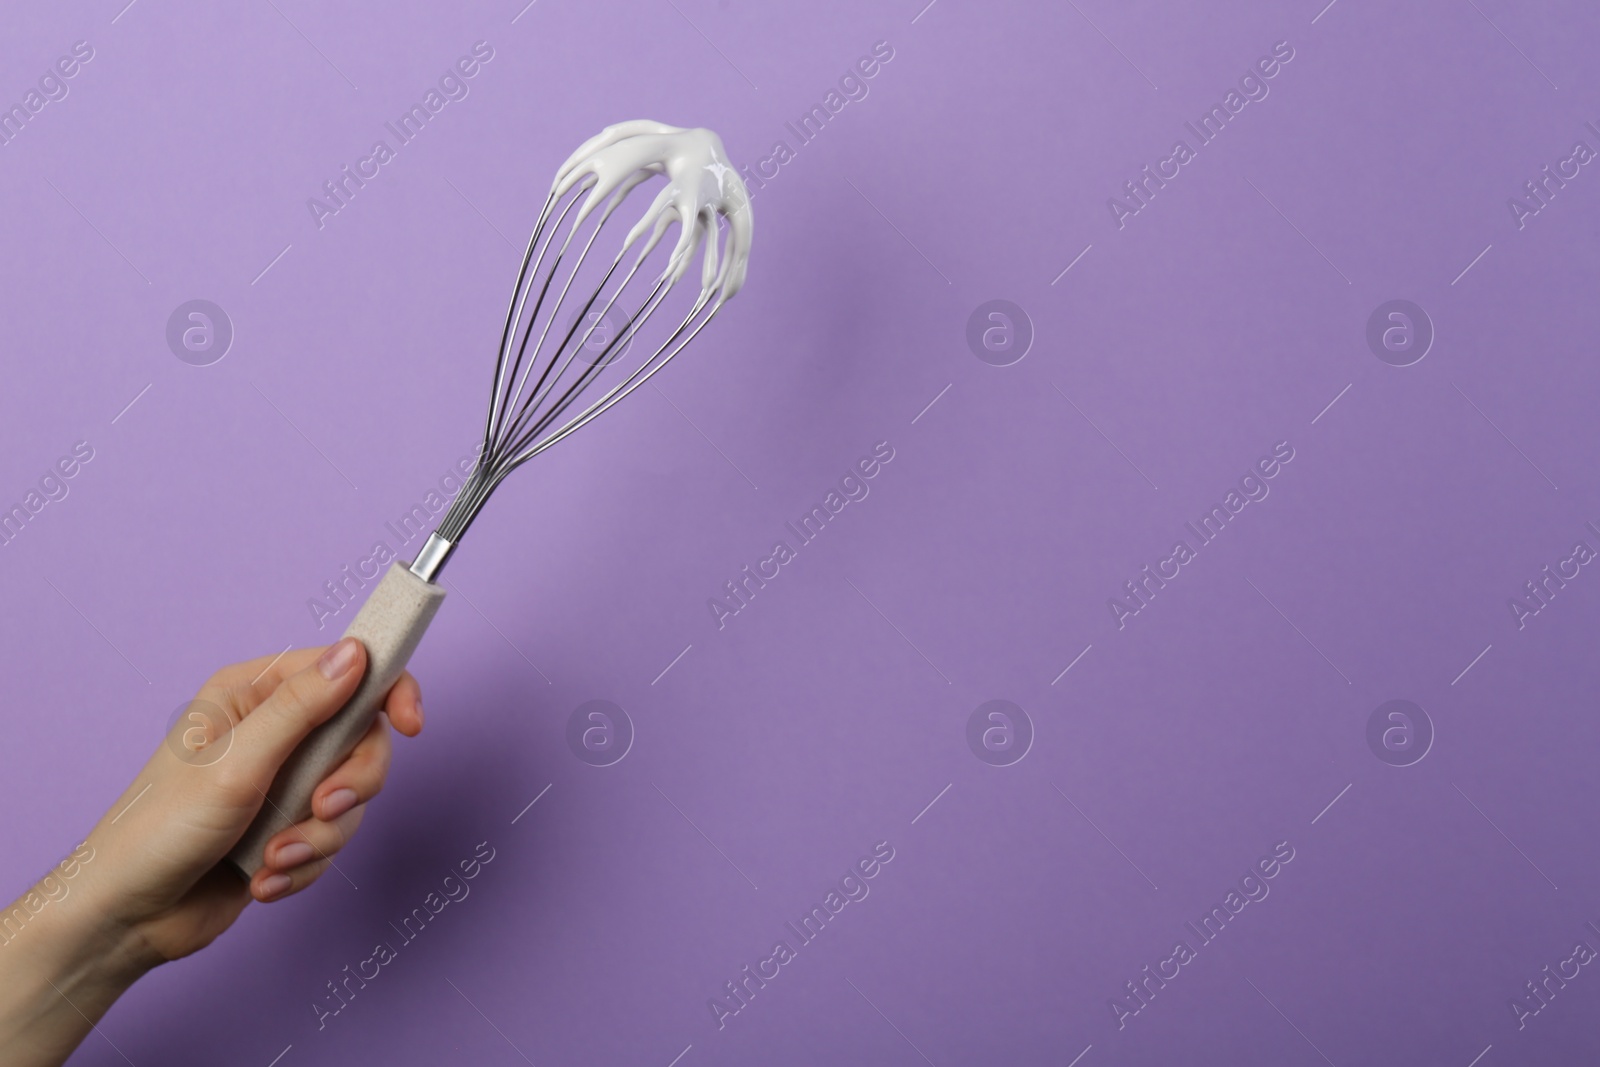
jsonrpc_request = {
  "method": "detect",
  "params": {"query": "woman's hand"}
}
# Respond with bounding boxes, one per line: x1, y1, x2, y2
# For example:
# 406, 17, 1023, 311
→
0, 639, 422, 1067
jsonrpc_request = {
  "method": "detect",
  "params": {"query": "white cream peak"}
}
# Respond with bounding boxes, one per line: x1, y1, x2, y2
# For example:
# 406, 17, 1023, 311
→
552, 120, 753, 301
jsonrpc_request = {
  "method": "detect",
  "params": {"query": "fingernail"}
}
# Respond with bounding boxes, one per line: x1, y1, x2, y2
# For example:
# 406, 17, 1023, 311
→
414, 699, 424, 730
275, 842, 315, 868
318, 639, 360, 680
322, 788, 358, 819
259, 873, 292, 899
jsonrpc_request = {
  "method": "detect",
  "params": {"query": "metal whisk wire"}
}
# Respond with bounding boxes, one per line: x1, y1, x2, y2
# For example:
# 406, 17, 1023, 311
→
427, 171, 727, 555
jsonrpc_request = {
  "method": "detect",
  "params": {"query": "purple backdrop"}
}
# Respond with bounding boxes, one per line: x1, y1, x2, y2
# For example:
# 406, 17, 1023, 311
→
2, 0, 1598, 1063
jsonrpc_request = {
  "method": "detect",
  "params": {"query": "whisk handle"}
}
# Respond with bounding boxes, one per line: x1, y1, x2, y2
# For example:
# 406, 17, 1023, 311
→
226, 562, 447, 878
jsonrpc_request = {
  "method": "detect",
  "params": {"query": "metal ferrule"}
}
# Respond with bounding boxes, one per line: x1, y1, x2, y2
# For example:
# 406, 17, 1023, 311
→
408, 532, 457, 583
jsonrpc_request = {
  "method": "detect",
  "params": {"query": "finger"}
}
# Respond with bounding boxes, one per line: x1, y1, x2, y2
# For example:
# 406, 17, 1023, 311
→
226, 638, 368, 788
253, 855, 330, 903
239, 647, 328, 705
194, 647, 329, 741
385, 671, 424, 737
203, 646, 323, 697
259, 804, 366, 884
311, 714, 392, 822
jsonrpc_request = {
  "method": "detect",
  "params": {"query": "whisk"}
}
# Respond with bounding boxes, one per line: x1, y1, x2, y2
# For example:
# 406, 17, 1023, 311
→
228, 120, 753, 876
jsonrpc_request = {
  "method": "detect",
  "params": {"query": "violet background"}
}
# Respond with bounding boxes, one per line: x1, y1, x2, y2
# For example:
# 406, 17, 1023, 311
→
2, 0, 1598, 1063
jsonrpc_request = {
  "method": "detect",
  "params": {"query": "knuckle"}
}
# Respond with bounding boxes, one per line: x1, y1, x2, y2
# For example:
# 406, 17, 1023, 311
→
320, 819, 351, 855
369, 732, 394, 772
336, 807, 365, 847
210, 760, 258, 802
272, 670, 327, 720
214, 683, 252, 725
292, 861, 331, 893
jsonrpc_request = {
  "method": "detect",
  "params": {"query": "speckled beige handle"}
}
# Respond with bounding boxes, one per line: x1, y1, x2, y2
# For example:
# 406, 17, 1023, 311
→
227, 562, 446, 877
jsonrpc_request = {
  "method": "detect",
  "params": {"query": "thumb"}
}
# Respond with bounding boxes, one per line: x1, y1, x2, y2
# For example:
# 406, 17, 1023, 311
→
228, 638, 368, 786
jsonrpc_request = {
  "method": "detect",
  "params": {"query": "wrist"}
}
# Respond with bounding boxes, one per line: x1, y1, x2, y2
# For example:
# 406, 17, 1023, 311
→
0, 869, 155, 1067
